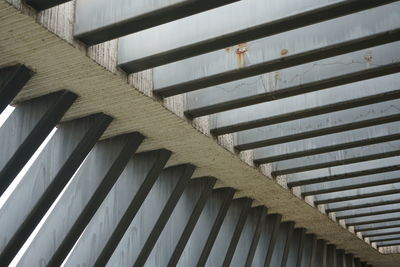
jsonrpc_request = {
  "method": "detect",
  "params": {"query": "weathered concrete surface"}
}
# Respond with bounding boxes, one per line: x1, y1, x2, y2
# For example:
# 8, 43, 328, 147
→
0, 1, 399, 265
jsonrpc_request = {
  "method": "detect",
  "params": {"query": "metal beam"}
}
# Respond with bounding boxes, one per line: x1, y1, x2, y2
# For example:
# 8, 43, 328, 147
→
150, 4, 400, 97
327, 244, 337, 267
287, 156, 400, 187
0, 114, 112, 266
0, 64, 32, 114
336, 249, 346, 267
74, 0, 239, 45
313, 239, 328, 267
0, 91, 77, 196
301, 234, 317, 267
235, 99, 400, 149
326, 194, 400, 213
18, 133, 144, 266
252, 121, 400, 162
185, 43, 400, 118
301, 170, 400, 196
119, 0, 399, 73
314, 182, 400, 205
210, 74, 400, 135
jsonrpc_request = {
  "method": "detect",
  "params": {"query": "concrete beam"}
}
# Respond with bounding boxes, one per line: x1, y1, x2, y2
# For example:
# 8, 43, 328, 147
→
314, 183, 400, 205
119, 0, 399, 73
210, 73, 400, 135
268, 140, 400, 174
345, 214, 400, 227
235, 99, 400, 149
252, 121, 400, 162
0, 64, 32, 114
149, 4, 400, 96
185, 43, 400, 118
0, 114, 112, 266
335, 204, 400, 220
74, 0, 239, 45
300, 170, 400, 196
19, 133, 145, 266
0, 91, 77, 196
326, 195, 400, 213
286, 156, 400, 187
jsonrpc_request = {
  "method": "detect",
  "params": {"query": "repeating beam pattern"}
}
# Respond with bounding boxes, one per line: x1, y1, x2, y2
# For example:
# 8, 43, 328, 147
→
0, 78, 370, 266
11, 0, 400, 260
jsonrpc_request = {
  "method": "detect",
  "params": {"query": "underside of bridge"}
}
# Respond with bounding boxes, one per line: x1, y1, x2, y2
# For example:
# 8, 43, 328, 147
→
0, 0, 399, 266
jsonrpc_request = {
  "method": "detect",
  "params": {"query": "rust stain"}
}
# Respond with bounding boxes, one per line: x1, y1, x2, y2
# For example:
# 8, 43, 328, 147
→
274, 71, 281, 88
225, 47, 231, 53
280, 48, 289, 56
364, 51, 373, 66
236, 43, 248, 68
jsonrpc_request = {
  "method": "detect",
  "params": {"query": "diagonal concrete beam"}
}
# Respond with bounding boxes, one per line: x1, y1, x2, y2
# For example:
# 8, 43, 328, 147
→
232, 99, 400, 149
252, 122, 400, 163
119, 0, 398, 73
211, 73, 400, 135
301, 170, 400, 196
185, 42, 400, 117
270, 141, 400, 174
287, 156, 400, 187
74, 0, 239, 45
149, 4, 400, 96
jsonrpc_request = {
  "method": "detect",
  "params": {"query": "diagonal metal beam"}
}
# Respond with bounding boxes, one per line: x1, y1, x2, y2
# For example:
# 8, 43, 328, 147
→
286, 156, 400, 187
150, 4, 400, 97
375, 240, 400, 247
119, 0, 399, 73
244, 207, 267, 267
369, 234, 400, 243
0, 64, 33, 114
210, 74, 400, 135
74, 0, 240, 45
185, 43, 400, 118
301, 170, 400, 196
361, 227, 400, 237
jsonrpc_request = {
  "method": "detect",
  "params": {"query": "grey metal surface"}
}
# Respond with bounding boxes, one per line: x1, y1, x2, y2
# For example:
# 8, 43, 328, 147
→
74, 0, 239, 45
210, 73, 400, 135
345, 213, 400, 227
269, 221, 295, 267
119, 0, 398, 72
286, 228, 306, 267
287, 156, 400, 187
361, 227, 400, 237
185, 43, 400, 118
150, 3, 400, 97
